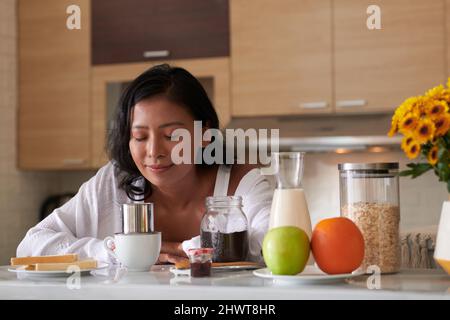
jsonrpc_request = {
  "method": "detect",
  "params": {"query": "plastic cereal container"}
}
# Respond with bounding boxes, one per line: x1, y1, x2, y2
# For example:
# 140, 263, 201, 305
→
187, 248, 213, 277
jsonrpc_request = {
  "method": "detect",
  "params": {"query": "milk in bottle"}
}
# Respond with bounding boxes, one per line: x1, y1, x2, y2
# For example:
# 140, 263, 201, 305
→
268, 152, 312, 239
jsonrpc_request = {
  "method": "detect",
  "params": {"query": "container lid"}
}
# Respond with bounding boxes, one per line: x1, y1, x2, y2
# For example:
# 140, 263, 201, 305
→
188, 248, 214, 256
205, 196, 243, 208
338, 162, 399, 171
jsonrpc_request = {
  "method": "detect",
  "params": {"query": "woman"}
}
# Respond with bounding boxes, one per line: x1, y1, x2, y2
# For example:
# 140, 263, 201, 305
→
17, 64, 274, 264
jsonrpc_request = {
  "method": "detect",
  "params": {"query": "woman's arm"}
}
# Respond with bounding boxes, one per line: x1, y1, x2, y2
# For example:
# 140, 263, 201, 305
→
16, 162, 120, 263
156, 241, 187, 264
161, 241, 186, 256
237, 168, 273, 262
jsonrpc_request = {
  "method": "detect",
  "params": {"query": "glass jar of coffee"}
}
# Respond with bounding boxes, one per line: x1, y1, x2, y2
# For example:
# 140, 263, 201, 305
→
200, 196, 249, 262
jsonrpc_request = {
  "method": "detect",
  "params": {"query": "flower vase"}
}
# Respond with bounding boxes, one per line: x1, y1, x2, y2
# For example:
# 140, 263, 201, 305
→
434, 197, 450, 275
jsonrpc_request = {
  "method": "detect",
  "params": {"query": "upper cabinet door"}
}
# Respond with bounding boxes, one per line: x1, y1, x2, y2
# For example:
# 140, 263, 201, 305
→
334, 0, 446, 113
231, 0, 333, 116
19, 0, 91, 169
91, 0, 230, 65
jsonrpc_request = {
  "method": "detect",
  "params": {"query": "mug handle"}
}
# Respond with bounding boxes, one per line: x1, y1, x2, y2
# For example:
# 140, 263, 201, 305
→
103, 236, 117, 259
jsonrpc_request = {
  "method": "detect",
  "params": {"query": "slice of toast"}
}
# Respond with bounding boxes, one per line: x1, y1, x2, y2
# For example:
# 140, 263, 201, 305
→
11, 254, 78, 266
33, 259, 97, 271
175, 259, 190, 270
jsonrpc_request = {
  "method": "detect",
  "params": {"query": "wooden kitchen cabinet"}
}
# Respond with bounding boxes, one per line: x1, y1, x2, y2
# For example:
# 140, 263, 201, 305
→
19, 0, 91, 169
91, 0, 229, 65
230, 0, 333, 116
334, 0, 446, 113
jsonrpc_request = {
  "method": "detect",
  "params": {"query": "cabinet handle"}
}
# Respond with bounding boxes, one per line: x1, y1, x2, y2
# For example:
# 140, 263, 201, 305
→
299, 101, 328, 109
143, 50, 170, 58
336, 99, 367, 108
62, 159, 86, 166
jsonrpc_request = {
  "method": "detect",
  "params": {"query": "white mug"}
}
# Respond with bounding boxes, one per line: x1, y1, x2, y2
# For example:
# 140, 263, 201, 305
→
104, 232, 161, 272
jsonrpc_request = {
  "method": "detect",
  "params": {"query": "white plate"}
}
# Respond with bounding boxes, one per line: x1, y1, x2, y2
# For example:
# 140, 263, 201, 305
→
169, 267, 190, 276
253, 265, 364, 284
8, 262, 109, 278
213, 265, 261, 272
169, 264, 261, 276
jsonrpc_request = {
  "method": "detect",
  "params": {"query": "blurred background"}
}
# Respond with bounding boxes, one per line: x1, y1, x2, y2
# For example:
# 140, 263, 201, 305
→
0, 0, 447, 266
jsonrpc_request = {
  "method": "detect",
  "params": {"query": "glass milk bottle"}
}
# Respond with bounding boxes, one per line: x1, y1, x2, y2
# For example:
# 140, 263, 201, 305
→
268, 152, 312, 239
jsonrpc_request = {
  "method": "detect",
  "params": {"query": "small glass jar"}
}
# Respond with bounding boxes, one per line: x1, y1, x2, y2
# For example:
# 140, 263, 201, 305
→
338, 163, 400, 274
188, 248, 213, 277
200, 196, 249, 262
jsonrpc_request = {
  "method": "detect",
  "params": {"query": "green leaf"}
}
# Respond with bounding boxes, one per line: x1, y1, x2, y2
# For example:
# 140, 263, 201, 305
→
399, 170, 414, 177
437, 147, 448, 161
400, 163, 432, 178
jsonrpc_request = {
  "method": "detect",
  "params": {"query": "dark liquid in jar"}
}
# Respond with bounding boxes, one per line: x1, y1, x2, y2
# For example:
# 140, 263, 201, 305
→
201, 230, 248, 262
190, 261, 211, 277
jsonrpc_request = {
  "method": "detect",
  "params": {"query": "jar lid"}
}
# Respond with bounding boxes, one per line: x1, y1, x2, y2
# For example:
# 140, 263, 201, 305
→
338, 162, 399, 171
188, 248, 214, 256
205, 196, 243, 208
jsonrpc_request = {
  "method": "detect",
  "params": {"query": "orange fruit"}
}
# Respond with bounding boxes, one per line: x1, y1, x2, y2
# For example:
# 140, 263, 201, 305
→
311, 217, 364, 275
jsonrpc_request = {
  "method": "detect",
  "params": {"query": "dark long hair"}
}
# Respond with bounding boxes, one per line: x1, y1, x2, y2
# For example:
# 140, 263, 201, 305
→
107, 64, 220, 201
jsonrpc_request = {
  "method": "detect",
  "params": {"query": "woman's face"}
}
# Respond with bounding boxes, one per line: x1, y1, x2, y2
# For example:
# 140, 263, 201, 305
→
129, 96, 199, 188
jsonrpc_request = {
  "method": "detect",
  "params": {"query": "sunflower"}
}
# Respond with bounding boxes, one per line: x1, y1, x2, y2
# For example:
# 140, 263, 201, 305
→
425, 85, 450, 101
388, 103, 408, 136
388, 111, 400, 136
427, 145, 439, 166
433, 113, 450, 137
397, 97, 416, 117
411, 96, 431, 118
388, 123, 397, 137
388, 122, 398, 137
405, 141, 421, 159
414, 118, 436, 143
398, 113, 419, 134
401, 135, 415, 151
426, 100, 449, 118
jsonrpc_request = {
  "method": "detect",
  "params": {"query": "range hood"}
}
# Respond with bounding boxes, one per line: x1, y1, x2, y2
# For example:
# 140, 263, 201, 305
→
225, 113, 402, 153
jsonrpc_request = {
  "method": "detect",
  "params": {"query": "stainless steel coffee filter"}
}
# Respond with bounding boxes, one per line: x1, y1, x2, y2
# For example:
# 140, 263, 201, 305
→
121, 203, 154, 234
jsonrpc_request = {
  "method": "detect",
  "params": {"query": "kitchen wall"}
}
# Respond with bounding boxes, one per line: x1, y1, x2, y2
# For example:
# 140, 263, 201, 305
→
303, 151, 448, 231
0, 0, 96, 265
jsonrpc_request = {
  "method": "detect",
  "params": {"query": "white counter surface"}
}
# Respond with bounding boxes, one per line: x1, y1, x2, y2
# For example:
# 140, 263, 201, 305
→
0, 265, 449, 300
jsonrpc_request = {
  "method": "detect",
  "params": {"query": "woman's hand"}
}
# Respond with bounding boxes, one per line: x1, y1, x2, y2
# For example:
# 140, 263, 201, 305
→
157, 241, 187, 264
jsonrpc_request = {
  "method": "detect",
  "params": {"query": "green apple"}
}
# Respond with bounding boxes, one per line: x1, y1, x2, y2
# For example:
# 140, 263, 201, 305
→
262, 226, 310, 275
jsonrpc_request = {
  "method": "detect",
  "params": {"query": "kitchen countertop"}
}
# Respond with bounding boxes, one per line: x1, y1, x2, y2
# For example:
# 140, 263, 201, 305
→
0, 265, 449, 300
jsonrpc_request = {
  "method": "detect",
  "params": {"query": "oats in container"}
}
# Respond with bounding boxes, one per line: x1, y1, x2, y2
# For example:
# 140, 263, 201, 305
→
338, 163, 401, 274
